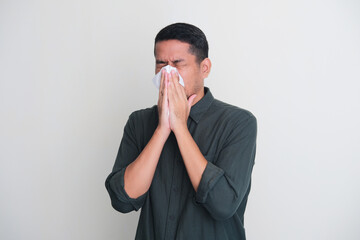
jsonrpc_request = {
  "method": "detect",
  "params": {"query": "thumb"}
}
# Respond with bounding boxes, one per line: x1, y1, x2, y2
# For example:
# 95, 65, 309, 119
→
187, 94, 197, 107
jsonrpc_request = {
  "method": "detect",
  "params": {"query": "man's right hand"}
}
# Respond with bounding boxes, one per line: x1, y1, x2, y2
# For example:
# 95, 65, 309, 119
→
124, 70, 171, 199
157, 69, 171, 136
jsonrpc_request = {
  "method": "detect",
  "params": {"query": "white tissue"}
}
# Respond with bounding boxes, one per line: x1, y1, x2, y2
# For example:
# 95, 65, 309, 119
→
152, 65, 185, 89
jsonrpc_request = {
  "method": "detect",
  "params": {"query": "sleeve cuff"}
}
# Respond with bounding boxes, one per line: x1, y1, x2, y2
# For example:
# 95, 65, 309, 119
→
195, 161, 224, 204
109, 168, 147, 211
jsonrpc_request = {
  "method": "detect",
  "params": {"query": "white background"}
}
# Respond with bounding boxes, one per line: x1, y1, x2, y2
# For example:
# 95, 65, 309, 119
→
1, 0, 359, 239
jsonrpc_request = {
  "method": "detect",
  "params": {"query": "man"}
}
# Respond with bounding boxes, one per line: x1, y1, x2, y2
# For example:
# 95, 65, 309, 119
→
105, 23, 257, 240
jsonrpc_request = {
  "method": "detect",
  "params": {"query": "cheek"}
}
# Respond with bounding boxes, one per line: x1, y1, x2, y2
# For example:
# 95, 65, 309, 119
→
179, 71, 191, 88
181, 74, 195, 97
178, 67, 200, 92
178, 68, 192, 82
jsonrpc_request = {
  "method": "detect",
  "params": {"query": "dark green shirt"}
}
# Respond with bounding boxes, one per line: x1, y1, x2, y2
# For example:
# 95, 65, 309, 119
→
105, 87, 257, 240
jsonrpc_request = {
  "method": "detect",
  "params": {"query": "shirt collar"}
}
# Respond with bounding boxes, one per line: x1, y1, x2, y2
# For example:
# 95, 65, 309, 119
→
189, 87, 214, 124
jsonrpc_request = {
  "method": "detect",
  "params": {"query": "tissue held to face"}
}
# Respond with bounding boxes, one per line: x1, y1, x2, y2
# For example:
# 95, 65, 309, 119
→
154, 40, 205, 99
152, 65, 185, 89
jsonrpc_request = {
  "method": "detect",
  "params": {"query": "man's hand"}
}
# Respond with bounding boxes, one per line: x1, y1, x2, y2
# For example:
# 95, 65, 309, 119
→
157, 69, 171, 136
167, 70, 196, 134
124, 70, 172, 199
166, 70, 206, 192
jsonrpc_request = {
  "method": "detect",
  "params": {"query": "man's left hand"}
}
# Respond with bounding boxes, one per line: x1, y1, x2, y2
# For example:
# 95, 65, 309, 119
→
167, 70, 196, 134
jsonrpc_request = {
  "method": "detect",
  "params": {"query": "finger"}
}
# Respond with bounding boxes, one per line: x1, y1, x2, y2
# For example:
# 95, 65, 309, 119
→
164, 72, 169, 101
159, 71, 168, 114
162, 72, 169, 106
170, 70, 186, 99
170, 70, 181, 90
167, 72, 175, 100
170, 70, 180, 84
159, 69, 166, 99
167, 73, 178, 108
188, 94, 197, 108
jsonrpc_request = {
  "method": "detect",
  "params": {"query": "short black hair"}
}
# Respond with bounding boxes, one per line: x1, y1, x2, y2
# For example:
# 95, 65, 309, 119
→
154, 23, 209, 64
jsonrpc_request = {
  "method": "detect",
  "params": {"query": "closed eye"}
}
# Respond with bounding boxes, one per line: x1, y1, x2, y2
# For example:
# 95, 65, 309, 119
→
156, 60, 167, 65
172, 59, 184, 65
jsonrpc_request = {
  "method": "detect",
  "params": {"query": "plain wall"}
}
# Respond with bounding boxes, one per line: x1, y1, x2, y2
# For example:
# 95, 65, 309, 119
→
1, 0, 359, 239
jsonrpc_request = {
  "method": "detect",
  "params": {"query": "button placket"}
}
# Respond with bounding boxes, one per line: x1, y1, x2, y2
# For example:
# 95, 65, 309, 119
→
164, 139, 181, 239
165, 137, 181, 239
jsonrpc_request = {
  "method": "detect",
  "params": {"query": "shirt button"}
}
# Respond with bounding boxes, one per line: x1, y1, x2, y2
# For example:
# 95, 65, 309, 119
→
169, 215, 175, 221
173, 187, 178, 193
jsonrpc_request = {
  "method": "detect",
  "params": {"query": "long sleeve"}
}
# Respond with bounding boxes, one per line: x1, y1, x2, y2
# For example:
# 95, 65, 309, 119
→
195, 115, 257, 221
105, 113, 148, 213
105, 89, 257, 240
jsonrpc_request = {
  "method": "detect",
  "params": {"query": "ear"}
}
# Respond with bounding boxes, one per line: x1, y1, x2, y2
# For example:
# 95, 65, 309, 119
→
200, 58, 212, 79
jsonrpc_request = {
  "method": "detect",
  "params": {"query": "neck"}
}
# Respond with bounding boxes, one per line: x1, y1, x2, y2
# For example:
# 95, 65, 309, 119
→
190, 87, 205, 106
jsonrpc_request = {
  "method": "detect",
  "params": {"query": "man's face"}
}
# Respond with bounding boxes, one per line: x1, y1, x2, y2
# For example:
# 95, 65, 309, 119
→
155, 40, 204, 98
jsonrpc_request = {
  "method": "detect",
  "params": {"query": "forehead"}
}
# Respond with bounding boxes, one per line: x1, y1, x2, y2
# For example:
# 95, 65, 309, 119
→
155, 40, 192, 59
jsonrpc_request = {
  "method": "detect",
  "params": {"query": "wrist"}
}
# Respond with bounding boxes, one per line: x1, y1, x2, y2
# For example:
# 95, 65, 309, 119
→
172, 122, 188, 136
155, 125, 171, 139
